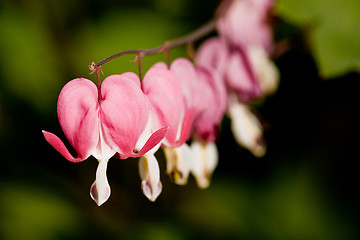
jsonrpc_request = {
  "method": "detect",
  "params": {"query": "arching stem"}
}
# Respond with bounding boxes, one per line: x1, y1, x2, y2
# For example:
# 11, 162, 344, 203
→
93, 19, 217, 68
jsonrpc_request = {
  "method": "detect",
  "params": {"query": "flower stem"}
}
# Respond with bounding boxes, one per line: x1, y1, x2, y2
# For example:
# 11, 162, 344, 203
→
93, 19, 217, 68
96, 67, 103, 102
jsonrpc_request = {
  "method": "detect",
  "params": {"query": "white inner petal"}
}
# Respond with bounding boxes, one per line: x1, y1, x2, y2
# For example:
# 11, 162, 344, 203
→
139, 154, 162, 202
228, 100, 265, 157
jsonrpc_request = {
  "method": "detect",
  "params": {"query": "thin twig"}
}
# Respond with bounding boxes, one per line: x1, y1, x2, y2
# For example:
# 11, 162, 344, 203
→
93, 19, 217, 68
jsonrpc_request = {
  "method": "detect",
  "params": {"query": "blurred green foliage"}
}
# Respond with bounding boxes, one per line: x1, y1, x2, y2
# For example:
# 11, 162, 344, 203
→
0, 183, 82, 240
275, 0, 360, 78
0, 0, 359, 240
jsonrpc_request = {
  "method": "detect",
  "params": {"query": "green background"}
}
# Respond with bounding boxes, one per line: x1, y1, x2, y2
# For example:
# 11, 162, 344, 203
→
0, 0, 359, 239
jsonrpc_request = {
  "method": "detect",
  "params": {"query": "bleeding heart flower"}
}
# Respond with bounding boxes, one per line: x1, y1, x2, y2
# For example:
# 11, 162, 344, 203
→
43, 74, 167, 206
159, 58, 199, 185
141, 62, 196, 186
196, 36, 272, 159
143, 62, 194, 147
227, 96, 266, 157
217, 0, 274, 53
197, 37, 279, 102
192, 65, 227, 142
196, 37, 262, 102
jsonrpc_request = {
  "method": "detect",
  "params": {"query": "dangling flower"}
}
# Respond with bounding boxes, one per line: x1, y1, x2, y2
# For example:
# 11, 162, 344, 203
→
190, 140, 218, 189
214, 0, 279, 101
138, 154, 162, 202
246, 45, 279, 96
227, 96, 266, 157
196, 37, 271, 157
163, 144, 192, 185
196, 37, 263, 102
43, 74, 167, 206
142, 61, 195, 186
217, 0, 274, 53
193, 64, 227, 142
165, 57, 227, 188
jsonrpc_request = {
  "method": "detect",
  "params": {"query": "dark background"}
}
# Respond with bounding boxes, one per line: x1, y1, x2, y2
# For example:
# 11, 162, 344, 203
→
0, 0, 359, 239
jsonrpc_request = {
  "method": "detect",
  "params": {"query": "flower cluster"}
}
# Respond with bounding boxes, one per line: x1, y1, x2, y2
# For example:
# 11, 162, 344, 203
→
43, 0, 279, 206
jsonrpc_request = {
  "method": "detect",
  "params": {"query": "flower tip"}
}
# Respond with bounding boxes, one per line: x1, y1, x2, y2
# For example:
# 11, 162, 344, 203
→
90, 181, 111, 206
167, 170, 188, 185
252, 142, 266, 158
141, 180, 162, 202
197, 178, 210, 189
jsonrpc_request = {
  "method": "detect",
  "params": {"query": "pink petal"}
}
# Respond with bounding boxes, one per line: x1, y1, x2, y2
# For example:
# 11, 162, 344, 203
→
51, 78, 100, 161
151, 62, 168, 69
217, 0, 273, 52
173, 107, 194, 147
100, 74, 149, 156
226, 49, 262, 101
196, 37, 229, 77
126, 126, 168, 159
119, 72, 141, 88
142, 64, 184, 146
42, 131, 85, 162
170, 58, 199, 109
193, 67, 227, 141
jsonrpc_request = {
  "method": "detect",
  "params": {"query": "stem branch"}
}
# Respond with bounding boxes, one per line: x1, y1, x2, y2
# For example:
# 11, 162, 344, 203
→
94, 19, 217, 67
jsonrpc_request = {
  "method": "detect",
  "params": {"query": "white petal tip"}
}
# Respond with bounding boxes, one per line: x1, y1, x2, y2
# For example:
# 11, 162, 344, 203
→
166, 169, 188, 185
141, 180, 162, 202
252, 146, 266, 158
250, 138, 267, 157
197, 179, 210, 189
90, 181, 111, 206
164, 146, 191, 186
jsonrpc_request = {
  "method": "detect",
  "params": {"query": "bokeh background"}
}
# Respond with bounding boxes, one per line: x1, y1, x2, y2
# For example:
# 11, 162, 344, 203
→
0, 0, 359, 239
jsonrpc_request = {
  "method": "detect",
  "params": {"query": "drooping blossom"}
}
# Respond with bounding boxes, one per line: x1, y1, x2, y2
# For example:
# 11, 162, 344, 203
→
215, 0, 278, 101
143, 62, 193, 148
196, 37, 274, 156
189, 63, 228, 187
227, 96, 266, 157
133, 62, 194, 199
195, 0, 279, 157
196, 37, 262, 102
217, 0, 274, 53
190, 141, 219, 188
160, 58, 197, 185
140, 60, 197, 186
146, 58, 227, 189
42, 74, 167, 206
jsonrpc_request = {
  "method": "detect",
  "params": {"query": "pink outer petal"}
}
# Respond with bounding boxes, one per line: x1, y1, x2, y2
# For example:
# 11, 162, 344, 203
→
193, 66, 227, 142
117, 126, 168, 159
42, 131, 85, 162
46, 78, 100, 162
151, 62, 168, 69
170, 58, 199, 109
100, 74, 149, 157
217, 0, 273, 52
173, 107, 194, 147
195, 37, 229, 77
226, 49, 262, 101
142, 64, 184, 146
119, 72, 141, 88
